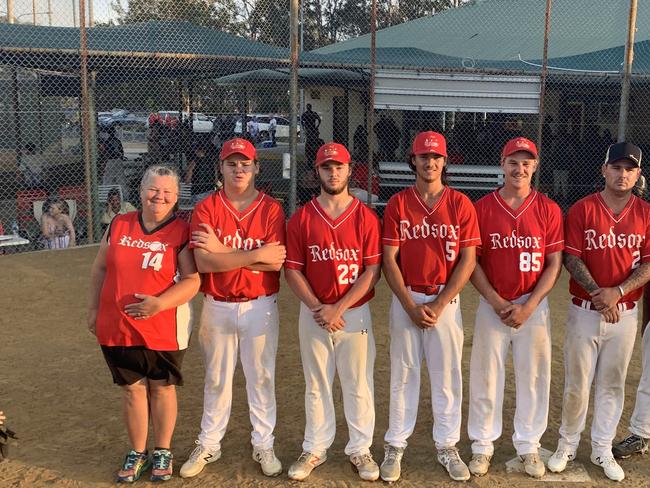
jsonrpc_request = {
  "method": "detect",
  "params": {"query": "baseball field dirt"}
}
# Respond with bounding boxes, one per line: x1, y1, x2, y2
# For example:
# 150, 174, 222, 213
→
1, 245, 649, 487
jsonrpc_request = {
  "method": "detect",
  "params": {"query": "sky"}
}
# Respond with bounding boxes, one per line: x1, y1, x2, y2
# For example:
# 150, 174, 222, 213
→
4, 0, 113, 26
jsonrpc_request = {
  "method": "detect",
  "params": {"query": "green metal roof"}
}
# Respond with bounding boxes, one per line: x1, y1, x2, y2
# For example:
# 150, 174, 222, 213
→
0, 21, 289, 76
310, 0, 650, 74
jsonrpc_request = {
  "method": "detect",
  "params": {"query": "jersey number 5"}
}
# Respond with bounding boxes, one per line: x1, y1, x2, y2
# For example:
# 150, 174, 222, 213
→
519, 252, 542, 272
337, 264, 359, 285
142, 251, 163, 271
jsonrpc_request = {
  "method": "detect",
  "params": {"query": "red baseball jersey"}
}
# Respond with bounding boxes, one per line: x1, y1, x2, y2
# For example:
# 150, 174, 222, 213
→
475, 190, 564, 300
565, 192, 650, 302
190, 190, 285, 299
286, 197, 382, 308
383, 186, 481, 287
96, 212, 192, 350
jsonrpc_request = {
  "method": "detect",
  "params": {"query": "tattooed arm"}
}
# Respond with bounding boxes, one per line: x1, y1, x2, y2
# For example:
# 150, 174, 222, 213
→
563, 253, 598, 293
620, 262, 650, 296
563, 252, 619, 323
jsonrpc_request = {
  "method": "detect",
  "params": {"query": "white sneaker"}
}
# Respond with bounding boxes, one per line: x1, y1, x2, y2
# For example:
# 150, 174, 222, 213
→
437, 447, 470, 481
521, 453, 545, 478
288, 451, 327, 481
469, 453, 491, 477
252, 447, 282, 477
179, 440, 221, 478
350, 452, 380, 481
590, 453, 625, 481
380, 445, 404, 482
547, 447, 575, 473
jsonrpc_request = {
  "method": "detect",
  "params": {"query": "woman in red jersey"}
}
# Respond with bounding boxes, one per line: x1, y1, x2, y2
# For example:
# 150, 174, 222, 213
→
88, 165, 200, 483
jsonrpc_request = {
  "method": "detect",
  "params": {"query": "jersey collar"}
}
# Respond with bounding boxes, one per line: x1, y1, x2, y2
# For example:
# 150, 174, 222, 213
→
218, 189, 265, 222
310, 196, 360, 229
492, 188, 538, 220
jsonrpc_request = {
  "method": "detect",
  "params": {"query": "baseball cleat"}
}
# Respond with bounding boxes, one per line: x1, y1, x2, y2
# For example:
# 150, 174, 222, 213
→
252, 447, 282, 477
350, 452, 380, 481
437, 447, 470, 481
468, 453, 491, 477
612, 434, 649, 459
288, 451, 326, 481
590, 453, 625, 482
547, 447, 575, 473
380, 445, 404, 482
520, 452, 545, 478
116, 449, 151, 483
179, 440, 221, 478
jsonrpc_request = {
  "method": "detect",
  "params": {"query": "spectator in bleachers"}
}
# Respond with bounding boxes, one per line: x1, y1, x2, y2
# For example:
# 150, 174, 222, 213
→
41, 197, 75, 249
19, 143, 44, 189
101, 188, 137, 228
185, 142, 219, 205
100, 127, 128, 200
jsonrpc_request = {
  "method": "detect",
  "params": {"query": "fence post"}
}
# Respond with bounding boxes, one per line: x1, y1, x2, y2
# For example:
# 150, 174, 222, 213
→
534, 0, 552, 188
288, 0, 299, 215
367, 0, 377, 206
79, 0, 96, 243
618, 0, 638, 142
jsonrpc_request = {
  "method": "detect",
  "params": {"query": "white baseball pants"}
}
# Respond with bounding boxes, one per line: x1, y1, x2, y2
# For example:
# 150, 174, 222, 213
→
298, 302, 376, 457
629, 324, 650, 438
197, 294, 279, 451
557, 303, 637, 457
384, 289, 464, 450
468, 295, 551, 456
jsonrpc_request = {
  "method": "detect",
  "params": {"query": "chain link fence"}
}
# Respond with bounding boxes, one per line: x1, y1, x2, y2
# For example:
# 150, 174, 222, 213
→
0, 0, 644, 252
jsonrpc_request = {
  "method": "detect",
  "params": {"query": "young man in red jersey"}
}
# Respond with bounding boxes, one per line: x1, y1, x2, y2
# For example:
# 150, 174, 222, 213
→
285, 142, 382, 482
380, 131, 480, 482
181, 138, 287, 478
468, 137, 563, 478
548, 142, 650, 481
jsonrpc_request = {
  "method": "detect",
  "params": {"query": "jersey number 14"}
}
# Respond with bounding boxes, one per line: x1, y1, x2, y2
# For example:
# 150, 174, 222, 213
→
142, 252, 164, 271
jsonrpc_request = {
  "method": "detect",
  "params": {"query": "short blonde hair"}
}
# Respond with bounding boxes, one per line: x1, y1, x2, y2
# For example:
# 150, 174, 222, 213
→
140, 165, 180, 193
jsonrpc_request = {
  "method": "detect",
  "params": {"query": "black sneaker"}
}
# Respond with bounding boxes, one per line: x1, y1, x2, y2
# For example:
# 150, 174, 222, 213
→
612, 434, 649, 459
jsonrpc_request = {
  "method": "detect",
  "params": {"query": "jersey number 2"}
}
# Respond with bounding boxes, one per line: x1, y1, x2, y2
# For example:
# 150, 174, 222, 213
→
142, 252, 163, 271
337, 264, 359, 285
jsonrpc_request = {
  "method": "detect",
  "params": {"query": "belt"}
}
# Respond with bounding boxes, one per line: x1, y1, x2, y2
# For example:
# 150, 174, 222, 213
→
208, 294, 272, 303
410, 284, 444, 295
571, 297, 636, 312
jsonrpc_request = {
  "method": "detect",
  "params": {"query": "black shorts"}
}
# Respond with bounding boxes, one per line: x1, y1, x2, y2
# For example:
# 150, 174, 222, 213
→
101, 346, 186, 386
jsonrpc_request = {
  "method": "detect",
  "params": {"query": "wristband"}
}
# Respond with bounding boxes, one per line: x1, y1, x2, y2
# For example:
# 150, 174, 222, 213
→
618, 285, 625, 297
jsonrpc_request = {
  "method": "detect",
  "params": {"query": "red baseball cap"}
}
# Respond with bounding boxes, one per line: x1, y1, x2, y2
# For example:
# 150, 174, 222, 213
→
502, 137, 538, 159
315, 142, 351, 167
411, 131, 447, 158
219, 138, 256, 161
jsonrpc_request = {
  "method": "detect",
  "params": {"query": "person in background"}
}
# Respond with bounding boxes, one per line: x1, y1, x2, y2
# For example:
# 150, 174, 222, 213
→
20, 143, 44, 189
88, 165, 200, 483
185, 142, 219, 205
41, 197, 75, 249
101, 188, 137, 228
268, 115, 277, 146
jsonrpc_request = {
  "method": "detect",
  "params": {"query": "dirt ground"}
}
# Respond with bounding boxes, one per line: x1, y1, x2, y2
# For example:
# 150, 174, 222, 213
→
1, 246, 650, 487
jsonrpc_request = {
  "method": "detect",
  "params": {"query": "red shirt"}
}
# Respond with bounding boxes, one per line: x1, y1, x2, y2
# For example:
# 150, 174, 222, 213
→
286, 197, 382, 308
565, 192, 650, 302
475, 189, 564, 300
190, 190, 285, 299
383, 186, 481, 287
96, 212, 190, 350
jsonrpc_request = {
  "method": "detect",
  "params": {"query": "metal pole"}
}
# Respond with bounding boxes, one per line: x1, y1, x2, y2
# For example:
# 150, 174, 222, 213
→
288, 0, 299, 215
32, 0, 36, 24
48, 0, 51, 25
79, 0, 95, 243
618, 0, 638, 142
72, 0, 76, 27
534, 0, 552, 188
7, 0, 14, 23
88, 0, 94, 27
366, 0, 377, 206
